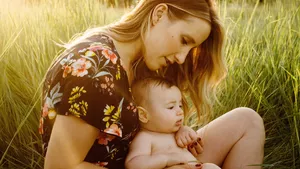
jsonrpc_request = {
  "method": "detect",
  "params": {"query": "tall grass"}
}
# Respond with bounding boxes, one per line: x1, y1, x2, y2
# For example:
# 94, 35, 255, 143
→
215, 1, 300, 168
0, 0, 125, 168
0, 0, 299, 168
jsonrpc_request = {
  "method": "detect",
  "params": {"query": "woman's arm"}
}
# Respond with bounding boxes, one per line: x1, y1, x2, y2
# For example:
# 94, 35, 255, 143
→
164, 163, 203, 169
44, 115, 106, 169
74, 162, 106, 169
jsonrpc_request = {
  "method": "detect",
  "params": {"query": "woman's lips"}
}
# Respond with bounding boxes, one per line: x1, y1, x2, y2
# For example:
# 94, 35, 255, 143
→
164, 57, 171, 66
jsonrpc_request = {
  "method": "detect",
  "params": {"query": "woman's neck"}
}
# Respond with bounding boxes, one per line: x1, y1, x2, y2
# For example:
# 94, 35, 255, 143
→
112, 38, 143, 83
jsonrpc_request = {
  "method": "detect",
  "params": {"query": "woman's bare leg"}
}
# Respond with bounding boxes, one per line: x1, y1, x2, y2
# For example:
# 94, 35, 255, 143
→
196, 107, 265, 169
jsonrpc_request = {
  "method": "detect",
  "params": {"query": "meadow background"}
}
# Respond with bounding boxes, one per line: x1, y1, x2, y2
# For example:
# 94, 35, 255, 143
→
0, 0, 299, 168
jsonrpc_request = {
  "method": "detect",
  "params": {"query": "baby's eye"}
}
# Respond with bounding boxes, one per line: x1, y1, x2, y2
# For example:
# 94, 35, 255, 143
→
179, 105, 183, 108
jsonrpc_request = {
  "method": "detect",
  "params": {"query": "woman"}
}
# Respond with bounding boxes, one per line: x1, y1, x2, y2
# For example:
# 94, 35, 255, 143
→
39, 0, 265, 168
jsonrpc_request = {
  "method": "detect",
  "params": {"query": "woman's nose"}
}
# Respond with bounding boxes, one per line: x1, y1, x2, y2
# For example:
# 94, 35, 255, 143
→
175, 49, 190, 64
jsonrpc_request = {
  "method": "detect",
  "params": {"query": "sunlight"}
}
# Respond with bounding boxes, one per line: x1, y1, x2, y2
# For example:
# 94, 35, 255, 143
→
0, 0, 299, 168
1, 0, 27, 12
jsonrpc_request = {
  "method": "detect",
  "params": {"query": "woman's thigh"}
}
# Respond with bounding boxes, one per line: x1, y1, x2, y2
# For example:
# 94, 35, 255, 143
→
195, 107, 264, 166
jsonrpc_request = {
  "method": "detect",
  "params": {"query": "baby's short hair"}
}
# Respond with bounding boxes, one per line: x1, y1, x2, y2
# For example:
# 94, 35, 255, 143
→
131, 76, 177, 106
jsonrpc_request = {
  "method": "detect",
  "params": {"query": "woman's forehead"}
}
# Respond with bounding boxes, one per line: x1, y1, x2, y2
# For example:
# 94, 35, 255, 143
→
179, 17, 211, 45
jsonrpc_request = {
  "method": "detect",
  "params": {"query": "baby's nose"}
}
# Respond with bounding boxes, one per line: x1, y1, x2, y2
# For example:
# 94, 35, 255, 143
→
176, 109, 184, 116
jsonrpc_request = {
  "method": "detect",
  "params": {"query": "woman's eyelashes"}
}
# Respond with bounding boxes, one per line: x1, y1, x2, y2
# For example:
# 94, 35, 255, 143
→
181, 37, 188, 45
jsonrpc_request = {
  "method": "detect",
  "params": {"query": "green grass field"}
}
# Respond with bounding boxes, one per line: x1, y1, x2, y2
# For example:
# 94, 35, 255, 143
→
0, 0, 299, 168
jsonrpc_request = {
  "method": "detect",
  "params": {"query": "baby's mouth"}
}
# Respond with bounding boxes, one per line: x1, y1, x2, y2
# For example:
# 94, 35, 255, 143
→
175, 119, 183, 126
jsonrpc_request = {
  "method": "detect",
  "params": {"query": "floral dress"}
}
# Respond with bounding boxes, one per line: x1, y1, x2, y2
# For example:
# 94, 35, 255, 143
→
38, 34, 139, 168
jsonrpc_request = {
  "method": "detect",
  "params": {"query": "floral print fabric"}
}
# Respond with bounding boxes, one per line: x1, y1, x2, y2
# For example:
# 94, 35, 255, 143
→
39, 34, 139, 168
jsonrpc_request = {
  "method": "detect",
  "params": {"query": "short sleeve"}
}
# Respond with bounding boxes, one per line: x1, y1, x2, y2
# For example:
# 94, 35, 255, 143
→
42, 41, 124, 138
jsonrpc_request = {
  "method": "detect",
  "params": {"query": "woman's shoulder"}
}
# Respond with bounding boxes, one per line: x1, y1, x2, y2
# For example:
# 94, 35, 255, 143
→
66, 33, 119, 59
48, 34, 121, 76
41, 33, 133, 135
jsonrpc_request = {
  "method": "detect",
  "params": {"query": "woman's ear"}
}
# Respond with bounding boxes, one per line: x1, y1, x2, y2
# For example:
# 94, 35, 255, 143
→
151, 3, 168, 26
137, 106, 149, 123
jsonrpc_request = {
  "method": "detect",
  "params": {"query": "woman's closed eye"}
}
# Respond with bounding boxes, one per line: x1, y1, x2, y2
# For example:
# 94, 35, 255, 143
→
181, 37, 188, 45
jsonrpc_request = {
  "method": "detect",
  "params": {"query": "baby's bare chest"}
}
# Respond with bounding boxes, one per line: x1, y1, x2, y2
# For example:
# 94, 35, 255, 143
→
150, 134, 196, 161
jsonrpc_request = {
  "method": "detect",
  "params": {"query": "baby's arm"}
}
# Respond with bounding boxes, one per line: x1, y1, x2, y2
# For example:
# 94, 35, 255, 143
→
125, 132, 187, 169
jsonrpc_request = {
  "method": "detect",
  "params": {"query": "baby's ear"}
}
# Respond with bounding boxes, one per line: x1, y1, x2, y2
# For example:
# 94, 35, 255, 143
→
137, 106, 149, 123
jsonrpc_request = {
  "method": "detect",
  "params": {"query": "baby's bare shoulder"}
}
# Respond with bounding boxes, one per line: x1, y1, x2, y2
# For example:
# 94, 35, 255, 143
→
130, 130, 153, 145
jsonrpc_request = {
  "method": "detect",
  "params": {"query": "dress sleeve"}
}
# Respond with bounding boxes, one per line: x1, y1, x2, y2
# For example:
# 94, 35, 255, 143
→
43, 42, 123, 138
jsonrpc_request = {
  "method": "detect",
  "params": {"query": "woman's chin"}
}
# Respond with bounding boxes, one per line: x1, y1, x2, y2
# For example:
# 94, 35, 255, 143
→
145, 62, 160, 71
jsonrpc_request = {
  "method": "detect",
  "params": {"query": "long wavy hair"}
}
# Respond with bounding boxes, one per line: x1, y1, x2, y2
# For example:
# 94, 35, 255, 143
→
65, 0, 227, 125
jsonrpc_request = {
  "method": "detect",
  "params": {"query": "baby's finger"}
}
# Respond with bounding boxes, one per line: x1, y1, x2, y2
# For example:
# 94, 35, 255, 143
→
176, 138, 185, 148
185, 135, 193, 145
179, 135, 189, 147
188, 131, 198, 141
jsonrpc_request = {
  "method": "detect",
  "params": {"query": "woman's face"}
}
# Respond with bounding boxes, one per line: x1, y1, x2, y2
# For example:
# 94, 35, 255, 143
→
143, 4, 211, 71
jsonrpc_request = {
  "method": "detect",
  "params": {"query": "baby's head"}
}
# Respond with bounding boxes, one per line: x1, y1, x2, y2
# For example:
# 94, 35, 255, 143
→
131, 77, 185, 133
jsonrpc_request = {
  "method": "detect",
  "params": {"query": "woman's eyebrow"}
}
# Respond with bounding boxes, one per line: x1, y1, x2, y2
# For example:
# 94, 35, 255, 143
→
183, 34, 196, 44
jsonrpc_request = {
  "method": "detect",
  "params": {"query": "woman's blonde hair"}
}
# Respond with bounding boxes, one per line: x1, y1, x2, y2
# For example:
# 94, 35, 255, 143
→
66, 0, 227, 125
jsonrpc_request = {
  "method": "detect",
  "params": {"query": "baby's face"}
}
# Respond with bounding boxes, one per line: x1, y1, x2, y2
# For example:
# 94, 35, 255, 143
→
143, 85, 184, 133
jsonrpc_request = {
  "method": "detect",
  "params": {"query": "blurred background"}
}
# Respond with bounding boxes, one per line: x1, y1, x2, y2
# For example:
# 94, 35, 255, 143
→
0, 0, 299, 168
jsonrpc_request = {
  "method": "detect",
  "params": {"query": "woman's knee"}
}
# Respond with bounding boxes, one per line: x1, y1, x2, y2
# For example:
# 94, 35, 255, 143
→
202, 163, 221, 169
230, 107, 265, 138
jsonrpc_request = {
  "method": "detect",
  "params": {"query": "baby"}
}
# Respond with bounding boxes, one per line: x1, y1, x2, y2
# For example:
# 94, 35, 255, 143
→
125, 77, 220, 169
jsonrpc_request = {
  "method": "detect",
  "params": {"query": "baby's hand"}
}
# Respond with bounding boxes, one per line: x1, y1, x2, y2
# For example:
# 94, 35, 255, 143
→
175, 126, 204, 156
175, 126, 198, 147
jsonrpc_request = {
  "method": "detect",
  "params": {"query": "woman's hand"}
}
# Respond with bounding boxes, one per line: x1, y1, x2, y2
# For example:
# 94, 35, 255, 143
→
165, 162, 203, 169
166, 152, 188, 167
175, 126, 204, 156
